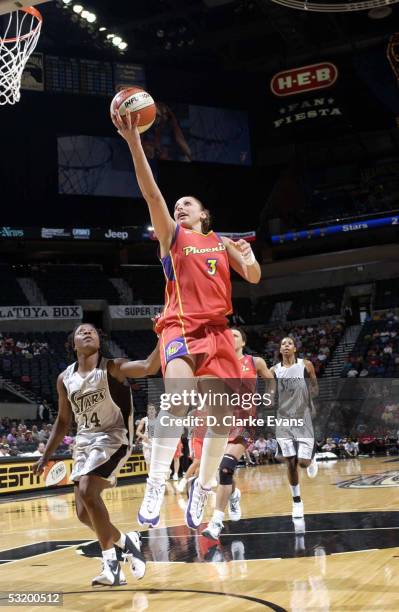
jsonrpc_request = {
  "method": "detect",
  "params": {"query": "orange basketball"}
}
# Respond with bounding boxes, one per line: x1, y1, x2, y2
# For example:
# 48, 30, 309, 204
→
110, 87, 156, 134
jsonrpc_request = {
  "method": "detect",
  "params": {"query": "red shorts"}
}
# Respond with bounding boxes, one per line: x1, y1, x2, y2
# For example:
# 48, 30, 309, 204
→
174, 440, 183, 459
191, 437, 203, 461
160, 323, 241, 380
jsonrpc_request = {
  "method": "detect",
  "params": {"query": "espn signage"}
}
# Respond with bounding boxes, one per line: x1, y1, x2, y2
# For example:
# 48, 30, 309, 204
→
0, 454, 146, 494
271, 63, 338, 97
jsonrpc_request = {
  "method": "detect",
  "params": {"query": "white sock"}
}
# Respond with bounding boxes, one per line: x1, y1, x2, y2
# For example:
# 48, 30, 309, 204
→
198, 432, 228, 489
212, 509, 225, 523
290, 484, 301, 498
102, 547, 117, 561
114, 532, 126, 549
149, 411, 184, 483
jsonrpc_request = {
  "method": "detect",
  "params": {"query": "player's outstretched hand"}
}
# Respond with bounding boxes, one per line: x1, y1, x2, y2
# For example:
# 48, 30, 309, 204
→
112, 109, 141, 146
32, 456, 48, 476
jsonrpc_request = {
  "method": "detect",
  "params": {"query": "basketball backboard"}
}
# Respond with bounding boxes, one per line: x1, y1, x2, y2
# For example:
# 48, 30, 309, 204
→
0, 0, 50, 16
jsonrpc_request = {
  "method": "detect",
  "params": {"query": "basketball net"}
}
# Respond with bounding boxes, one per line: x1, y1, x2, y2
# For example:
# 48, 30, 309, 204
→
0, 6, 42, 105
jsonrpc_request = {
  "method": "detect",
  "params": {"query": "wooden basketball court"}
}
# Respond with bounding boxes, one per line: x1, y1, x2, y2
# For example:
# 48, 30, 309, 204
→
1, 456, 399, 611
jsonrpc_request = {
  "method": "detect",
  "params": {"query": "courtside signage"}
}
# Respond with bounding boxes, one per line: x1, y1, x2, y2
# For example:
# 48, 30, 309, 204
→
271, 63, 338, 97
109, 305, 163, 319
0, 306, 82, 320
0, 454, 146, 494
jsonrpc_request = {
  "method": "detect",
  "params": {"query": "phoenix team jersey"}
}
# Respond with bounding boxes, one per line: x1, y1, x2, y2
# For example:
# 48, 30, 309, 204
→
240, 354, 257, 386
239, 354, 257, 414
63, 357, 133, 449
273, 358, 314, 439
158, 225, 232, 336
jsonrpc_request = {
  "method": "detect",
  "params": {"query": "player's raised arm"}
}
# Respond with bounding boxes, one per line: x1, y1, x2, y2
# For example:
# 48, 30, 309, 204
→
112, 111, 176, 254
32, 373, 73, 474
110, 340, 161, 381
222, 236, 261, 284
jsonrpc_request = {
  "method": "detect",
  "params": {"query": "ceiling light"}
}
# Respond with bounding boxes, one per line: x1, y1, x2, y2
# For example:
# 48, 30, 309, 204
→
112, 36, 122, 46
99, 26, 106, 31
62, 0, 72, 4
81, 9, 89, 18
87, 12, 96, 22
368, 6, 392, 18
72, 4, 83, 13
106, 33, 115, 39
118, 41, 128, 50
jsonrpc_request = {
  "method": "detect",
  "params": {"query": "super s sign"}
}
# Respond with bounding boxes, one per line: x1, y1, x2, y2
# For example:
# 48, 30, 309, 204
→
271, 63, 338, 97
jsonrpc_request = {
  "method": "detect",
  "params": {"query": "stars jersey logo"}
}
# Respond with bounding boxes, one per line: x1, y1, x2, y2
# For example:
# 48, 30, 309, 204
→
70, 388, 106, 415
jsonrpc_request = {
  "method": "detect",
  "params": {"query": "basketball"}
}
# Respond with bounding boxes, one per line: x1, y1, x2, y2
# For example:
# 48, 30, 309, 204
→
110, 87, 156, 134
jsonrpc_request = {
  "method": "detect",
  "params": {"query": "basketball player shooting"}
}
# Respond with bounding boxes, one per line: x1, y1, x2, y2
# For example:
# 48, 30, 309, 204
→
271, 336, 318, 521
112, 108, 261, 531
33, 323, 161, 586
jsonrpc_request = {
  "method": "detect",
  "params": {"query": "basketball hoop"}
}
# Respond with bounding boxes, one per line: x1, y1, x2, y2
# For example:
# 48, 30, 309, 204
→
0, 6, 42, 105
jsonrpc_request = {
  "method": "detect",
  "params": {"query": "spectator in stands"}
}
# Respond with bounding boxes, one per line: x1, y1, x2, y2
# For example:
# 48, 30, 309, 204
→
6, 426, 17, 446
0, 418, 8, 436
265, 433, 278, 464
245, 442, 256, 466
17, 430, 36, 454
31, 425, 40, 442
38, 400, 45, 421
9, 444, 19, 456
38, 423, 51, 442
42, 400, 50, 422
29, 442, 46, 457
322, 438, 337, 453
0, 443, 10, 456
344, 438, 358, 457
253, 434, 268, 464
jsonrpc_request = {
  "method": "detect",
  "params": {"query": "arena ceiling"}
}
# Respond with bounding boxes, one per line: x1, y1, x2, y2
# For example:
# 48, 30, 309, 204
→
40, 0, 399, 71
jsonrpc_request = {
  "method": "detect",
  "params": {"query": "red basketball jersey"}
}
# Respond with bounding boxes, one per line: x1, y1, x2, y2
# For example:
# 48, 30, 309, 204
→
240, 354, 257, 378
158, 225, 232, 335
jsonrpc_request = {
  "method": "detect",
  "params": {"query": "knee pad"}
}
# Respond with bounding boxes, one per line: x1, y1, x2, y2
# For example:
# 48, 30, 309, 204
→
219, 454, 238, 485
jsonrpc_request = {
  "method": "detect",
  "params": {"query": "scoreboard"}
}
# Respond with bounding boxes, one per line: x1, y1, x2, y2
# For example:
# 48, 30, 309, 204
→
45, 55, 80, 94
79, 59, 114, 96
22, 53, 146, 96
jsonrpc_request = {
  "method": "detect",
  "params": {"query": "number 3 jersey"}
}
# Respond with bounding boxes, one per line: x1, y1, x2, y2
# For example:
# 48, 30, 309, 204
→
63, 357, 133, 451
156, 224, 233, 336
